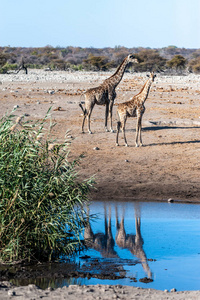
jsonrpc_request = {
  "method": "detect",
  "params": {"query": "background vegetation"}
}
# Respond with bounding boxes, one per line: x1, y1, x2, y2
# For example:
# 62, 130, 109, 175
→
1, 45, 200, 74
0, 112, 93, 263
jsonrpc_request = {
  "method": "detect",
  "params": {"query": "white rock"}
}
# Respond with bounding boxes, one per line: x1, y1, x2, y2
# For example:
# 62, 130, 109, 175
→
8, 290, 16, 296
168, 198, 174, 203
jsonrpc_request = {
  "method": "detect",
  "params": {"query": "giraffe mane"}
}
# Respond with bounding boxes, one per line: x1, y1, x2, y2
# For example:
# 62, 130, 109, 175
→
106, 56, 127, 80
134, 79, 148, 97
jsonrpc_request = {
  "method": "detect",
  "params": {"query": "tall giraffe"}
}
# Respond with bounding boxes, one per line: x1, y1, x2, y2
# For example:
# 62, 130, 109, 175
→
79, 54, 138, 134
116, 72, 156, 147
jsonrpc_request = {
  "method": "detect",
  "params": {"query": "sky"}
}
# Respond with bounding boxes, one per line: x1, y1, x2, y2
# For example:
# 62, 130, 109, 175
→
1, 0, 200, 49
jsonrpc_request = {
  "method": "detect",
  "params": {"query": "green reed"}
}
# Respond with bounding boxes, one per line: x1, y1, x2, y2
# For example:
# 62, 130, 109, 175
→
0, 111, 93, 263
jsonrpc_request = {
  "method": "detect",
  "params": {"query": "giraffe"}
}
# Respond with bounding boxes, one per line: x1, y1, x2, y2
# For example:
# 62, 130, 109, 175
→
84, 205, 118, 258
79, 54, 138, 134
116, 72, 156, 147
115, 205, 152, 279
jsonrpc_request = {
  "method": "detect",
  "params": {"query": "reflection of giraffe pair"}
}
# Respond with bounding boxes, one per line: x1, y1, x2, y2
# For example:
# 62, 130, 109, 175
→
84, 204, 152, 279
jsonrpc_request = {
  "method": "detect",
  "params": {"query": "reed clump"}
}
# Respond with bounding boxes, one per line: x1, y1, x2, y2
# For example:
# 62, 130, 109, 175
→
0, 111, 93, 263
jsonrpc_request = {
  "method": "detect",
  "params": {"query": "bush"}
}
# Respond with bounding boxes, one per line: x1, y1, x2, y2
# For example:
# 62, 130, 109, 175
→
0, 62, 18, 74
166, 55, 187, 71
0, 53, 7, 68
72, 64, 84, 71
48, 59, 67, 70
188, 56, 200, 73
192, 63, 200, 73
0, 111, 94, 263
83, 54, 111, 71
134, 49, 167, 72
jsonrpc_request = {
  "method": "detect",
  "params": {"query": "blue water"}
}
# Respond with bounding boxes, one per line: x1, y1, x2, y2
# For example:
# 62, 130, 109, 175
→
11, 200, 200, 291
74, 200, 200, 291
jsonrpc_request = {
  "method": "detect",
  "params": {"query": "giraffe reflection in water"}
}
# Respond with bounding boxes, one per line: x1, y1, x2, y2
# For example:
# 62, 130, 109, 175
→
84, 204, 152, 279
115, 205, 152, 279
84, 205, 118, 258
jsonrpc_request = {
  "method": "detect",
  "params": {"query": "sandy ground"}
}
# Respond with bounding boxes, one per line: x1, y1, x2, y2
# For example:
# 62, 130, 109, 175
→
1, 70, 200, 203
1, 281, 200, 300
0, 69, 200, 299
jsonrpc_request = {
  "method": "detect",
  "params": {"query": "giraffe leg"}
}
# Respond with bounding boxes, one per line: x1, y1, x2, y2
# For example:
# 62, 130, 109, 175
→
122, 123, 128, 147
139, 124, 143, 146
116, 121, 121, 146
87, 112, 92, 134
109, 101, 114, 132
105, 103, 109, 132
138, 116, 143, 146
81, 114, 86, 133
86, 103, 95, 134
80, 103, 87, 133
82, 109, 93, 134
136, 115, 143, 147
135, 116, 140, 147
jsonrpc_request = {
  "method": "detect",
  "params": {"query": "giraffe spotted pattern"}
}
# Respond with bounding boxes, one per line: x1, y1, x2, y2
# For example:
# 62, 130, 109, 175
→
116, 72, 156, 147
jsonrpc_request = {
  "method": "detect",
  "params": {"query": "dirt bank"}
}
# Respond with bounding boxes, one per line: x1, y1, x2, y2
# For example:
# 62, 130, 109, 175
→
1, 70, 199, 203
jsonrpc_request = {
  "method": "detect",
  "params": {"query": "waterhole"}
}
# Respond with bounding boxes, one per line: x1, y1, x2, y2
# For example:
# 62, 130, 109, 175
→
11, 200, 200, 291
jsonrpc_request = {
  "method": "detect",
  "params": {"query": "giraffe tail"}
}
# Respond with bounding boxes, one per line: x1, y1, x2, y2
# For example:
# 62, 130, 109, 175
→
79, 103, 86, 115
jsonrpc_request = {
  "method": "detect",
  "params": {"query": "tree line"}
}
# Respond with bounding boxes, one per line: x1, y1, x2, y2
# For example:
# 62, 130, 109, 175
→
0, 45, 200, 74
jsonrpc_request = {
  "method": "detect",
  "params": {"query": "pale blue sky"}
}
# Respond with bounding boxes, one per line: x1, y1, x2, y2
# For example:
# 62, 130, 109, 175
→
1, 0, 200, 48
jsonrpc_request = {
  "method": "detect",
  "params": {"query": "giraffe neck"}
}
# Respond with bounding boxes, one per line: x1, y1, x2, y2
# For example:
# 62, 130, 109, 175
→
138, 79, 153, 103
104, 57, 129, 88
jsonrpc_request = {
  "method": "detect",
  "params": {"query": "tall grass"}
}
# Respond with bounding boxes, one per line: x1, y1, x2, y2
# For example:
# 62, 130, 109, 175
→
0, 111, 93, 263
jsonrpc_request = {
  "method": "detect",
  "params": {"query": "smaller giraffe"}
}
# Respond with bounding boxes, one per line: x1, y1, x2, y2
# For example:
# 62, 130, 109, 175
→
116, 72, 156, 147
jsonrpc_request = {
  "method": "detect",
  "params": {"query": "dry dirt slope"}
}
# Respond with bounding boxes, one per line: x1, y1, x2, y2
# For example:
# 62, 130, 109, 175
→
0, 70, 200, 203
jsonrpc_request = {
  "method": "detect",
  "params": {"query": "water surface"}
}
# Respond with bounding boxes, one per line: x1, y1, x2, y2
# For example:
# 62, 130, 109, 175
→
11, 200, 200, 291
75, 200, 200, 291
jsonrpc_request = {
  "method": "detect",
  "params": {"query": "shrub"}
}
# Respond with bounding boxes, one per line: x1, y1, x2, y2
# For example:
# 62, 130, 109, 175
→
83, 54, 111, 71
188, 56, 200, 73
134, 49, 167, 72
0, 53, 7, 68
166, 55, 187, 71
48, 59, 67, 70
0, 62, 18, 73
72, 64, 84, 71
0, 111, 94, 263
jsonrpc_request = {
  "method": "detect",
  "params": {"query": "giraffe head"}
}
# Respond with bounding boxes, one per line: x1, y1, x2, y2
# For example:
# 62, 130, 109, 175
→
147, 72, 156, 82
127, 54, 138, 64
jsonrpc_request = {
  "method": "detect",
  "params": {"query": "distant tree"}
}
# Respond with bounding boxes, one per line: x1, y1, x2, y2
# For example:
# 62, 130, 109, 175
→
191, 49, 200, 59
188, 56, 200, 73
0, 46, 198, 73
134, 49, 166, 72
83, 55, 112, 71
166, 55, 187, 71
163, 45, 178, 56
0, 52, 7, 68
113, 51, 129, 65
49, 59, 67, 70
